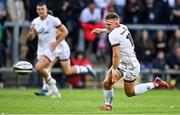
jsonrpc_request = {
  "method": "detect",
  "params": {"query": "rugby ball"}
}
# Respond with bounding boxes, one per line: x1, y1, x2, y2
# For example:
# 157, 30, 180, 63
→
13, 61, 33, 75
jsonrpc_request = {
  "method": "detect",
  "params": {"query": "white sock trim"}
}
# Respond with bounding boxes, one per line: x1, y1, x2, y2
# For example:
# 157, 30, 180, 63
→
104, 89, 114, 105
74, 65, 88, 74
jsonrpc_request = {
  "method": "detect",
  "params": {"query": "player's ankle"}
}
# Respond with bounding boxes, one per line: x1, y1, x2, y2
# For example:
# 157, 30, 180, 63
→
47, 78, 55, 84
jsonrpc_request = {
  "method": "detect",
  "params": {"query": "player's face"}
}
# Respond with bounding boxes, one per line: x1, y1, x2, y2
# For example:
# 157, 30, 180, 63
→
105, 19, 119, 33
36, 5, 48, 18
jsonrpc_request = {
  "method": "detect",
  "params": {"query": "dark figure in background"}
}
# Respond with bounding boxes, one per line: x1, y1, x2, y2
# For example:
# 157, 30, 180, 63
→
140, 0, 162, 40
152, 51, 166, 78
69, 0, 88, 52
123, 0, 141, 38
157, 0, 170, 24
154, 30, 167, 54
153, 51, 166, 70
168, 29, 180, 53
166, 46, 180, 88
0, 0, 7, 88
47, 0, 66, 23
135, 30, 155, 82
0, 23, 7, 87
140, 0, 161, 24
170, 0, 180, 24
124, 0, 141, 24
136, 30, 155, 69
166, 47, 180, 70
0, 0, 6, 24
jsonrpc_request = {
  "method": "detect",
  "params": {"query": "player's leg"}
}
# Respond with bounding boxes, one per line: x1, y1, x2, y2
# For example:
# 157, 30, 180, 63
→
44, 58, 61, 98
60, 59, 76, 75
46, 57, 58, 73
57, 48, 96, 77
123, 74, 169, 97
60, 60, 96, 77
40, 57, 58, 93
34, 56, 51, 96
36, 68, 52, 96
35, 56, 60, 98
123, 62, 155, 97
100, 67, 123, 111
59, 59, 91, 75
120, 57, 168, 97
35, 56, 50, 80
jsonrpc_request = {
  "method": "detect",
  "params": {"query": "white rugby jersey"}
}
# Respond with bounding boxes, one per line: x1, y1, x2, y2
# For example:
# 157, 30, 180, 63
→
32, 14, 67, 55
108, 24, 136, 58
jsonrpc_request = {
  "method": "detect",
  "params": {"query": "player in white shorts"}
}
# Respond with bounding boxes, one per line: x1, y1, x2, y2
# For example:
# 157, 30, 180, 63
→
35, 12, 96, 96
27, 2, 68, 98
51, 29, 96, 77
91, 12, 169, 111
49, 30, 96, 79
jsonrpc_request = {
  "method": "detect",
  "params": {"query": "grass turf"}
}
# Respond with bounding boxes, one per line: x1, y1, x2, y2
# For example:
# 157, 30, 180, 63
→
0, 89, 180, 114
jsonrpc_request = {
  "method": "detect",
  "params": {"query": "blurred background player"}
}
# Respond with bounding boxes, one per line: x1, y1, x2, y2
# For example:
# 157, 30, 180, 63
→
35, 18, 96, 96
27, 2, 67, 98
91, 12, 169, 111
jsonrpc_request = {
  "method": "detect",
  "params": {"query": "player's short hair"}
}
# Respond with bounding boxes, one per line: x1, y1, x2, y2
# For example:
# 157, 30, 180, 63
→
105, 12, 120, 20
87, 0, 95, 5
36, 2, 46, 6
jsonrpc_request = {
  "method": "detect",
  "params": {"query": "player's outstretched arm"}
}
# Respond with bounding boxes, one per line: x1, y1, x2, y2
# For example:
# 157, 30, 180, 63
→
27, 24, 36, 40
91, 28, 108, 34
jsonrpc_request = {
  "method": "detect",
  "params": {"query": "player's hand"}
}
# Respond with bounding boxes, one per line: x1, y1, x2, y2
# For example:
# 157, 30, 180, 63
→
112, 72, 118, 83
51, 42, 57, 51
28, 24, 36, 40
30, 24, 35, 32
91, 28, 102, 34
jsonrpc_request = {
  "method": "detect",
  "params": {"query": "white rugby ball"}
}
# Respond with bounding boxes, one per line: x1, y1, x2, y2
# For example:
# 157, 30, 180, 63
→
13, 61, 33, 75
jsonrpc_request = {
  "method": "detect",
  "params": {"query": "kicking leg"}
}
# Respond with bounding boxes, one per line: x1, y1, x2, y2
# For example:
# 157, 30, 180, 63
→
124, 76, 168, 97
60, 59, 80, 75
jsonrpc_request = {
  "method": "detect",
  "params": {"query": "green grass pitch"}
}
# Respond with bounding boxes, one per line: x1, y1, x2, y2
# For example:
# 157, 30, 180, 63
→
0, 89, 180, 114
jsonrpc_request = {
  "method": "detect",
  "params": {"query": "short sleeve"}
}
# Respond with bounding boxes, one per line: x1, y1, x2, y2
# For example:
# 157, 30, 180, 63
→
31, 19, 36, 27
52, 17, 62, 28
79, 9, 87, 22
31, 19, 35, 25
108, 29, 120, 47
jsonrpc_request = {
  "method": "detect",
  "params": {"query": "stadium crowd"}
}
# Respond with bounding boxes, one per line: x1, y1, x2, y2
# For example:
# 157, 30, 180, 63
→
0, 0, 179, 88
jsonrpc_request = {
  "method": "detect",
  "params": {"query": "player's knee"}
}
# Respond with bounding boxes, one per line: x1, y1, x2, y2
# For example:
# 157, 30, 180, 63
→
125, 90, 135, 97
35, 64, 43, 72
103, 80, 111, 88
